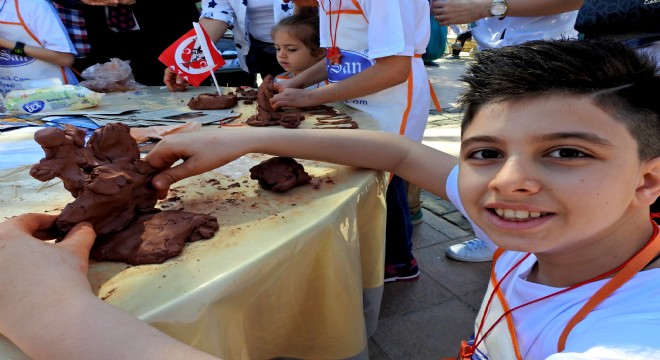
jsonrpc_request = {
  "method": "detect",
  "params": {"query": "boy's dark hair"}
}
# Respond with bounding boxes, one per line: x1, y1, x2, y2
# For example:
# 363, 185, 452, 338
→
459, 39, 660, 160
272, 13, 324, 58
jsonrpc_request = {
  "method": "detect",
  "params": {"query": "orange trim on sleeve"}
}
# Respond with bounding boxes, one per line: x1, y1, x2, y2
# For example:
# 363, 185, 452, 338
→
429, 81, 442, 112
414, 54, 442, 112
349, 0, 368, 23
397, 70, 414, 136
14, 0, 42, 45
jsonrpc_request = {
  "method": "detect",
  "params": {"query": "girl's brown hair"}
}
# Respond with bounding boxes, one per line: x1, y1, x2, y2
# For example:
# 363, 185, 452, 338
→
272, 13, 324, 58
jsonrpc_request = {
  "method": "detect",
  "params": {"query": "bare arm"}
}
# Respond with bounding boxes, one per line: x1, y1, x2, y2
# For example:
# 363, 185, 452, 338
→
270, 55, 410, 109
0, 38, 74, 67
431, 0, 583, 26
147, 128, 457, 201
0, 214, 219, 360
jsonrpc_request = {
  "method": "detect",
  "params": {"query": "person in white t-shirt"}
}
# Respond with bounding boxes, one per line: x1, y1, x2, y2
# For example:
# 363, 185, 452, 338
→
268, 0, 432, 283
2, 39, 659, 360
0, 0, 78, 95
432, 0, 583, 262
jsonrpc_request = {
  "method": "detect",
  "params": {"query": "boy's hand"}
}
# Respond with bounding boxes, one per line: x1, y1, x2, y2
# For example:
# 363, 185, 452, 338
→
0, 214, 96, 333
163, 68, 189, 92
146, 131, 235, 198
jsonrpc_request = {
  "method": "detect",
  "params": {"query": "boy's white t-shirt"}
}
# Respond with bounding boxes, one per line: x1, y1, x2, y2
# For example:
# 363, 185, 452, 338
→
446, 165, 660, 359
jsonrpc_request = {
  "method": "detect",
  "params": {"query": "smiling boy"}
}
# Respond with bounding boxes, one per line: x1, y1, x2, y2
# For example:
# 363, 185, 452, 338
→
0, 39, 658, 359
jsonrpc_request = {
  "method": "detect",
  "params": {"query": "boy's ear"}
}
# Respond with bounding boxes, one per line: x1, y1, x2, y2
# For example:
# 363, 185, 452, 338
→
634, 156, 660, 207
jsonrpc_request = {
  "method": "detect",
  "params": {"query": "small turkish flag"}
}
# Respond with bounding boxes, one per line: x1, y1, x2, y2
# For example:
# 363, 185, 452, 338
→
158, 22, 225, 87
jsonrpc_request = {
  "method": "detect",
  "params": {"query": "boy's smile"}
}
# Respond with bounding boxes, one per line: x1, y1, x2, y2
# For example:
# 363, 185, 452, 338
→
458, 95, 655, 269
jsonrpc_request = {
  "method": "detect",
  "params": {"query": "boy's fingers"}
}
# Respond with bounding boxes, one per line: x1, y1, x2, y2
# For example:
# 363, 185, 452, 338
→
152, 168, 186, 194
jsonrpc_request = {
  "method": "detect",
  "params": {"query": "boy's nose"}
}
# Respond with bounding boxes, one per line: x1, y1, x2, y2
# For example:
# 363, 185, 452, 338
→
488, 157, 541, 195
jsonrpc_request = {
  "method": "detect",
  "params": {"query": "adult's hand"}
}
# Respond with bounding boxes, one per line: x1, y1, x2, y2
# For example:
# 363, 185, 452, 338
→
431, 0, 490, 26
0, 214, 96, 334
163, 67, 190, 92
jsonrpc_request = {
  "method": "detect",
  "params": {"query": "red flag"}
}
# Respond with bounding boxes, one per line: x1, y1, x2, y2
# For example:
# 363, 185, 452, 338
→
158, 22, 225, 87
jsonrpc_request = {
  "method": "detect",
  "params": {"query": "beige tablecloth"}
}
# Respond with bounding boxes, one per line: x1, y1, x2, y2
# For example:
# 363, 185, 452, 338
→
0, 90, 387, 360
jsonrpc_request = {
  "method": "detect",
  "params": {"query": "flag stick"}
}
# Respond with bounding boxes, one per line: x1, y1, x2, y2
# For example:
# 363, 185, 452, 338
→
209, 70, 223, 95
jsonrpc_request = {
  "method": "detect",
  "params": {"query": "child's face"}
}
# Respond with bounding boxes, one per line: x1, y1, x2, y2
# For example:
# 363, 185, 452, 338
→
458, 95, 655, 256
273, 30, 323, 75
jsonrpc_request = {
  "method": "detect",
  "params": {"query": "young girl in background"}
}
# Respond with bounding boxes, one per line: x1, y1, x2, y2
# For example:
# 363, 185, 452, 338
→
271, 13, 326, 87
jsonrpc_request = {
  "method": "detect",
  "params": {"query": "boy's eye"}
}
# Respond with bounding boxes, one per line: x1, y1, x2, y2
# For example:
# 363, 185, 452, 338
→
546, 148, 588, 158
468, 149, 502, 159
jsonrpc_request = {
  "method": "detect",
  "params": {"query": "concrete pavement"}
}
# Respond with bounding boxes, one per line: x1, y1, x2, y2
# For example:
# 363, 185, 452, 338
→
368, 55, 491, 359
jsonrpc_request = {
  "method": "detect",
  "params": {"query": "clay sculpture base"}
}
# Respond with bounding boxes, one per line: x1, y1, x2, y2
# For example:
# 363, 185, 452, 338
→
91, 211, 219, 265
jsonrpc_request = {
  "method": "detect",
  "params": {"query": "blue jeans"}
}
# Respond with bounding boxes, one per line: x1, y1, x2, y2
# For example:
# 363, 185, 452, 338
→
385, 175, 414, 264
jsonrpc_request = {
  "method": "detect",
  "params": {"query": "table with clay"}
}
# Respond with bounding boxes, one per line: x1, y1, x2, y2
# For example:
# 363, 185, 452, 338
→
0, 89, 387, 360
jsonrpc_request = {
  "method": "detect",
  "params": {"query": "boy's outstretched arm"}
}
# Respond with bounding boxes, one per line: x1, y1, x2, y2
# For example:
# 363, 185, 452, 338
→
0, 214, 220, 360
270, 55, 410, 109
146, 127, 457, 200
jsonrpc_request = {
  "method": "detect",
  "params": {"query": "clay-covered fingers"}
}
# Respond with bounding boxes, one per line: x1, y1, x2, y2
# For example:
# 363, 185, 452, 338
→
163, 68, 189, 92
146, 133, 225, 198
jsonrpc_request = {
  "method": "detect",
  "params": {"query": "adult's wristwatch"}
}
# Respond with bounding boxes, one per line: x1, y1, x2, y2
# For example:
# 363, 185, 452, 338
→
490, 0, 508, 17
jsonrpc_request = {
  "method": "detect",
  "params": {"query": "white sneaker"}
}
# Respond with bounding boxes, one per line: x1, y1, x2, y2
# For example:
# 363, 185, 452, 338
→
451, 42, 462, 51
445, 238, 493, 262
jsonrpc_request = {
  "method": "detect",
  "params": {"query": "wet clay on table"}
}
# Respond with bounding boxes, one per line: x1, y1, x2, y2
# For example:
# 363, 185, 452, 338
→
29, 123, 218, 265
249, 157, 312, 193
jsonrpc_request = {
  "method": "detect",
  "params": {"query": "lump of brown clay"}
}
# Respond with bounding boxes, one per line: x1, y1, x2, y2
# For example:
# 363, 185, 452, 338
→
187, 92, 238, 110
30, 123, 219, 265
245, 75, 305, 128
249, 157, 311, 193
